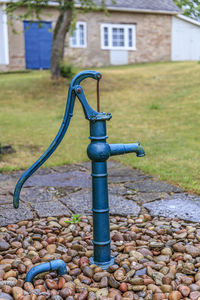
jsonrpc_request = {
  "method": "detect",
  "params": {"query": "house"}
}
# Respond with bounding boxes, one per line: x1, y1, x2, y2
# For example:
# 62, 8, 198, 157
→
0, 0, 200, 71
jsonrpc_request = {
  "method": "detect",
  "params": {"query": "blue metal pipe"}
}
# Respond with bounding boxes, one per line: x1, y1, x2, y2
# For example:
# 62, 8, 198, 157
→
87, 121, 114, 269
109, 142, 145, 157
25, 259, 67, 283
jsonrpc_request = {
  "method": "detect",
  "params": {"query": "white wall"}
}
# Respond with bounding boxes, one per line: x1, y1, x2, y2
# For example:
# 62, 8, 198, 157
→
0, 4, 9, 65
172, 16, 200, 61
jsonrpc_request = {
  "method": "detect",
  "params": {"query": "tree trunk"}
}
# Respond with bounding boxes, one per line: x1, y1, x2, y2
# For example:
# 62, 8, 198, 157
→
51, 7, 73, 79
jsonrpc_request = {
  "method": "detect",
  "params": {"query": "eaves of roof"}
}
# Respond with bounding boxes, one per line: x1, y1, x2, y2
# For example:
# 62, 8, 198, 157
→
0, 0, 180, 15
176, 14, 200, 27
75, 4, 179, 15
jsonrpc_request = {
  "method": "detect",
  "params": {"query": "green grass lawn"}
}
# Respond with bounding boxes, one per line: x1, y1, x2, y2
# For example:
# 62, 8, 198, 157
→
0, 62, 200, 194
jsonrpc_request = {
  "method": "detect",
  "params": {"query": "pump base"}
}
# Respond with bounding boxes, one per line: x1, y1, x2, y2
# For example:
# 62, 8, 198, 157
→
89, 256, 115, 270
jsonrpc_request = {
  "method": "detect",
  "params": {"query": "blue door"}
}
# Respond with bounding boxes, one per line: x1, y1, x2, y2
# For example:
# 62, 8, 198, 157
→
24, 21, 52, 69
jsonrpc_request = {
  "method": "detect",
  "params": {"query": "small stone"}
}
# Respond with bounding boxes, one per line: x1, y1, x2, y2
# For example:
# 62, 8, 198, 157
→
33, 241, 43, 251
161, 247, 172, 256
152, 271, 164, 285
112, 233, 124, 241
132, 285, 146, 291
79, 257, 89, 267
130, 277, 144, 285
12, 286, 24, 300
149, 242, 164, 249
0, 292, 14, 300
17, 264, 26, 274
60, 287, 75, 298
190, 284, 200, 292
0, 240, 10, 251
71, 244, 85, 251
99, 276, 108, 288
129, 251, 144, 261
46, 279, 58, 290
46, 244, 57, 254
119, 282, 128, 292
2, 284, 12, 294
69, 268, 81, 276
160, 284, 172, 293
153, 292, 165, 300
48, 221, 61, 228
51, 296, 63, 300
59, 218, 69, 227
10, 242, 22, 249
93, 272, 109, 282
24, 282, 34, 292
108, 275, 120, 288
138, 248, 153, 257
155, 255, 170, 263
114, 268, 125, 281
4, 271, 17, 280
96, 288, 108, 298
178, 284, 190, 297
134, 268, 147, 277
173, 243, 185, 253
58, 277, 65, 289
185, 245, 200, 257
168, 291, 182, 300
189, 291, 200, 300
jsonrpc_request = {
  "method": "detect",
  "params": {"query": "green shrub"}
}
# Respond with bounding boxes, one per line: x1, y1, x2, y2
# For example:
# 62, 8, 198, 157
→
64, 214, 81, 224
59, 62, 75, 79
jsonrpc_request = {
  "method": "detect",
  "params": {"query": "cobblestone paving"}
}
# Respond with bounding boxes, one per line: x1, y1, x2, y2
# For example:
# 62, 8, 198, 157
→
0, 161, 200, 226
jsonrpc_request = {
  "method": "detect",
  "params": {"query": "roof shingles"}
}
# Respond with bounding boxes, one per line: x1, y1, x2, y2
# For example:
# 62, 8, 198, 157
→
77, 0, 181, 13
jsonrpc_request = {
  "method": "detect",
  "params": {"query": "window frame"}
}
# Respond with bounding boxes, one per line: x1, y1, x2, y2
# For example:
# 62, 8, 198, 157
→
101, 23, 136, 51
70, 21, 87, 48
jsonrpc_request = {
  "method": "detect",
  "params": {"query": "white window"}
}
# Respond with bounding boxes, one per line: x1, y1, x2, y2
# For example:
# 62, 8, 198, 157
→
70, 22, 87, 48
101, 23, 136, 50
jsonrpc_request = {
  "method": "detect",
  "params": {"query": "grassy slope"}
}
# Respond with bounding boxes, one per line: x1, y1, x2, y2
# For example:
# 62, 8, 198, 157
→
0, 62, 200, 193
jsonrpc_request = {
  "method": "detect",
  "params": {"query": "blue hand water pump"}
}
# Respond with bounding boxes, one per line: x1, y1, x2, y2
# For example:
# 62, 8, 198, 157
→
13, 70, 145, 274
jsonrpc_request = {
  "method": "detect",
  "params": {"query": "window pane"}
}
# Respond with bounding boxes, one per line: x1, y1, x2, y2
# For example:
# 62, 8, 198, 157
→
112, 27, 124, 47
79, 24, 84, 46
128, 28, 133, 47
71, 30, 77, 46
104, 27, 108, 46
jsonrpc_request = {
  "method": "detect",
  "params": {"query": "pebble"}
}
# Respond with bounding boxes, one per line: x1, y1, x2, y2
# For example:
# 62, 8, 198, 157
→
108, 275, 120, 288
46, 244, 57, 254
82, 265, 94, 278
93, 272, 109, 282
114, 268, 125, 281
185, 245, 200, 257
0, 240, 10, 251
178, 284, 190, 296
12, 286, 24, 300
4, 270, 17, 280
46, 279, 58, 289
0, 292, 14, 300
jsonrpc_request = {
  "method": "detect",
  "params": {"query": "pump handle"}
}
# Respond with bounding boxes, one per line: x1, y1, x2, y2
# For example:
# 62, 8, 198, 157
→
13, 71, 102, 208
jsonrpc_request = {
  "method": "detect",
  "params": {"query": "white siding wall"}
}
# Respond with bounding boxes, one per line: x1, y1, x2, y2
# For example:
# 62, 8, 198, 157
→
0, 4, 9, 65
172, 16, 200, 61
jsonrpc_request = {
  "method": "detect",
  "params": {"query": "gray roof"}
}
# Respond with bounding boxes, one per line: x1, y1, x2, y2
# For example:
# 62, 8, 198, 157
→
77, 0, 181, 13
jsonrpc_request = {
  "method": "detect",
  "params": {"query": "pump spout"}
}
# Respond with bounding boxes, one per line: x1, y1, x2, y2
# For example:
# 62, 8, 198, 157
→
109, 142, 145, 157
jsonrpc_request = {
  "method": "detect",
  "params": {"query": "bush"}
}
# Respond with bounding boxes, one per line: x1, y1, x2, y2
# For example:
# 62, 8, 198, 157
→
59, 62, 75, 79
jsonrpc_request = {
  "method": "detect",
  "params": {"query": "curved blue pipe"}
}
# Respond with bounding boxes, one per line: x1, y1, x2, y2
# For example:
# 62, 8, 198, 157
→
13, 70, 101, 208
25, 259, 67, 283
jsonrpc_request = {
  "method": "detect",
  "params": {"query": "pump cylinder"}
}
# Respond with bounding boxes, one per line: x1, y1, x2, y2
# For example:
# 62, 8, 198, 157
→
87, 120, 114, 268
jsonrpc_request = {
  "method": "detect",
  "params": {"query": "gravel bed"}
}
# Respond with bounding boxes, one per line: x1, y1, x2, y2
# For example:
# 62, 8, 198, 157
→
0, 214, 200, 300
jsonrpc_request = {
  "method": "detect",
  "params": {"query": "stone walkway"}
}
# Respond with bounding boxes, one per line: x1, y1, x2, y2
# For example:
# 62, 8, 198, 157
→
0, 161, 200, 227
